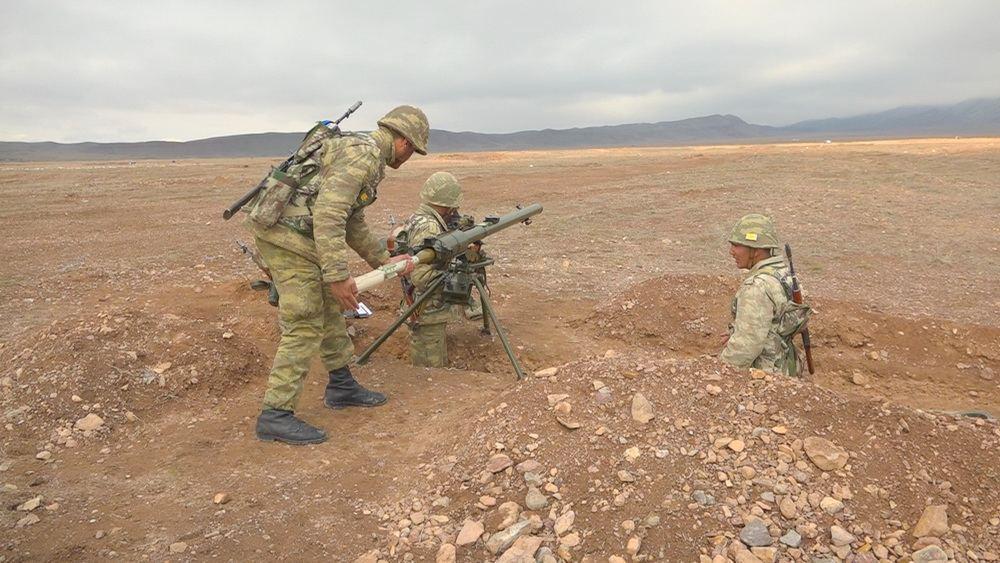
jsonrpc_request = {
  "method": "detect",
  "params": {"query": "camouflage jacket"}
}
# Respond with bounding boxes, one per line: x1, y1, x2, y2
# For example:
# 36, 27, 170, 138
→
401, 204, 451, 322
720, 255, 802, 375
250, 128, 394, 282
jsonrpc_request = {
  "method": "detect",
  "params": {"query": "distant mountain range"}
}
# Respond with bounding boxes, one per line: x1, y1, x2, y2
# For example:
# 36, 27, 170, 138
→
2, 97, 998, 161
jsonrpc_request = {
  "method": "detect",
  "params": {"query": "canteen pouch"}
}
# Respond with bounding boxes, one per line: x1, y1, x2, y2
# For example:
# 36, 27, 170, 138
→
775, 300, 812, 338
247, 168, 299, 228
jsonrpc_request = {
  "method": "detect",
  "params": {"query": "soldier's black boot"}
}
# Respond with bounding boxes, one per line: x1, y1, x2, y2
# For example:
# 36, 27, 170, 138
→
255, 409, 327, 445
324, 367, 387, 409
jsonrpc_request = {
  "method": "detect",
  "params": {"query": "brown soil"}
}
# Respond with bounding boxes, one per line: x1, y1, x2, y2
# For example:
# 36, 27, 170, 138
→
1, 138, 999, 561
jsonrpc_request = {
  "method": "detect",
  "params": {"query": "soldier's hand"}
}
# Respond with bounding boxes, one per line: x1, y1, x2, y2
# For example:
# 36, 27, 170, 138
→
386, 254, 415, 277
328, 278, 359, 311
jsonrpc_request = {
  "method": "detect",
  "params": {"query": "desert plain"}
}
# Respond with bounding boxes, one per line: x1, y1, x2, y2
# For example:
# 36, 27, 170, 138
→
1, 138, 999, 561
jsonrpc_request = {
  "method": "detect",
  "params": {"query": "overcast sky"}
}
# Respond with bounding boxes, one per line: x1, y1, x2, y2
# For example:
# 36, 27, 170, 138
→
2, 0, 999, 143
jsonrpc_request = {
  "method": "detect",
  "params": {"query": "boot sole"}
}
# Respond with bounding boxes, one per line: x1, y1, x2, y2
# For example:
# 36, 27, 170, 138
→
324, 398, 388, 410
256, 433, 327, 445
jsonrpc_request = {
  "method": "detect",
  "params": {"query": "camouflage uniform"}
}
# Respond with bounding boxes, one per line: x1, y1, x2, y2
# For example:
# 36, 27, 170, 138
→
401, 203, 453, 367
246, 105, 429, 445
720, 214, 806, 376
720, 255, 803, 375
251, 128, 395, 410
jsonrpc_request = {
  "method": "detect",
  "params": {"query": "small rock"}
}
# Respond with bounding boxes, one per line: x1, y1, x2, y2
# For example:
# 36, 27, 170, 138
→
803, 436, 848, 471
213, 492, 230, 505
553, 401, 572, 415
779, 529, 801, 547
912, 545, 949, 563
435, 543, 456, 563
624, 446, 641, 462
728, 439, 746, 453
169, 542, 188, 554
486, 520, 531, 554
751, 547, 777, 563
525, 487, 548, 510
494, 501, 521, 530
497, 536, 544, 563
35, 451, 52, 461
631, 393, 654, 424
618, 470, 636, 483
830, 525, 855, 546
554, 510, 575, 535
16, 514, 40, 528
125, 411, 138, 422
734, 550, 764, 563
515, 459, 541, 473
547, 394, 569, 406
535, 367, 559, 378
480, 495, 498, 507
692, 490, 715, 506
912, 505, 949, 537
851, 371, 870, 385
595, 387, 613, 404
706, 384, 722, 395
353, 552, 379, 563
456, 520, 485, 546
820, 496, 845, 515
487, 454, 513, 473
71, 395, 83, 402
17, 495, 43, 511
560, 531, 581, 547
74, 413, 104, 432
626, 536, 642, 556
740, 517, 772, 547
779, 497, 797, 519
556, 416, 581, 430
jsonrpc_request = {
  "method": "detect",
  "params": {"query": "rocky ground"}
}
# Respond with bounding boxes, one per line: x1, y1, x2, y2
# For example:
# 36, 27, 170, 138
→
1, 138, 999, 561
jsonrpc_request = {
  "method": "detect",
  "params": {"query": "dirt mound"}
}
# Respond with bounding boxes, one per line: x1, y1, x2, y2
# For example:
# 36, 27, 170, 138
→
586, 273, 735, 355
0, 286, 268, 454
351, 352, 1000, 561
589, 274, 1000, 416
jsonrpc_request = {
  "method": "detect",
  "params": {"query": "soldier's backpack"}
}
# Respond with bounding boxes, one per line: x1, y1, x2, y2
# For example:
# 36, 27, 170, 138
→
762, 269, 812, 339
246, 122, 342, 228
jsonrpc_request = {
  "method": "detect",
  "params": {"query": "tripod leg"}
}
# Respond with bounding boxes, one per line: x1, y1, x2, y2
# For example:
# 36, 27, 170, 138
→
479, 285, 491, 335
472, 277, 525, 380
355, 276, 446, 365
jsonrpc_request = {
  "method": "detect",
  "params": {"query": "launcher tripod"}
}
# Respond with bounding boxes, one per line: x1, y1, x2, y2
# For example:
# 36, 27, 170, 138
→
355, 254, 526, 380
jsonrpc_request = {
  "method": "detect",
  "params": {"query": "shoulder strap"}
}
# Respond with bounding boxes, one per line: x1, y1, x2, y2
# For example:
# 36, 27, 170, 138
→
754, 265, 793, 300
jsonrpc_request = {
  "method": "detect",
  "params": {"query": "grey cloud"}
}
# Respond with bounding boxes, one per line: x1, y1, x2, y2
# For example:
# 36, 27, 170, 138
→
1, 0, 998, 141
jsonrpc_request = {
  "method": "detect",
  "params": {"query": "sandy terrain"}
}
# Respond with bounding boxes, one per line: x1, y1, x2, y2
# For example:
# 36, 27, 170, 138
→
1, 138, 998, 561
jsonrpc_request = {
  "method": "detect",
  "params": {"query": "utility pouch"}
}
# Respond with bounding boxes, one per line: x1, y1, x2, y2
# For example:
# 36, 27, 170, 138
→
775, 300, 812, 338
247, 168, 300, 228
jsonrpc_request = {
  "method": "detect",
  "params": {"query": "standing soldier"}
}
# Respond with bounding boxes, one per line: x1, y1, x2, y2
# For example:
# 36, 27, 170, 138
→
250, 106, 428, 445
394, 172, 480, 367
720, 214, 811, 376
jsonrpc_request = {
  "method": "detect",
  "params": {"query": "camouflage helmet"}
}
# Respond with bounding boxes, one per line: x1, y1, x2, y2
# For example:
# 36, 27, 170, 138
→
377, 105, 429, 155
420, 172, 463, 207
729, 213, 780, 249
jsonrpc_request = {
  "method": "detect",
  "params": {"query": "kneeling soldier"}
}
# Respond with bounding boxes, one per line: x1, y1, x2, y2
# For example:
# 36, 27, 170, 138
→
396, 172, 480, 367
720, 214, 810, 376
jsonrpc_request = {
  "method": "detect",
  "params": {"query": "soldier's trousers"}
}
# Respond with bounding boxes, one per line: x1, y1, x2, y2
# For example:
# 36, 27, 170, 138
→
409, 321, 448, 368
256, 238, 353, 411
